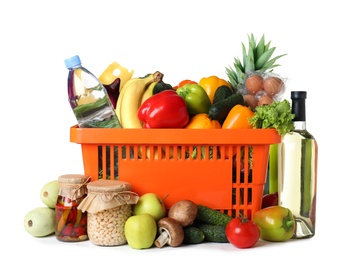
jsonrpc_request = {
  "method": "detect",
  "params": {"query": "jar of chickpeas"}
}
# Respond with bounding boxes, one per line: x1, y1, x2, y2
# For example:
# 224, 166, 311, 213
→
78, 179, 139, 246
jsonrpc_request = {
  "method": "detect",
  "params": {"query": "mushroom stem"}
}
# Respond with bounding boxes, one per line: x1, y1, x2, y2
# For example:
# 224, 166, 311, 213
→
155, 217, 184, 248
154, 228, 170, 248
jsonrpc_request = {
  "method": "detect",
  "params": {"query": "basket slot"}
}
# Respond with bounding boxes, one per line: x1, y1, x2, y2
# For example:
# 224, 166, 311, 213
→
81, 144, 101, 180
230, 145, 251, 218
125, 145, 229, 162
82, 145, 133, 180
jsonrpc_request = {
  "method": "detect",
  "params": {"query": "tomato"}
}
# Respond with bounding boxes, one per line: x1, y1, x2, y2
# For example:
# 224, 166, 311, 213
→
173, 79, 197, 90
225, 215, 260, 249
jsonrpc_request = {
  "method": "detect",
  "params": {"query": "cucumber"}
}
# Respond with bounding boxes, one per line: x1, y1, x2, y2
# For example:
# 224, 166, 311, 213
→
195, 204, 232, 226
196, 224, 229, 243
183, 225, 205, 244
208, 93, 244, 122
213, 85, 233, 104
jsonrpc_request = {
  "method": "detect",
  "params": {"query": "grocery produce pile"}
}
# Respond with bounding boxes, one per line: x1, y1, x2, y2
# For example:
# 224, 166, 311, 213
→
104, 34, 294, 134
24, 180, 296, 249
24, 34, 301, 249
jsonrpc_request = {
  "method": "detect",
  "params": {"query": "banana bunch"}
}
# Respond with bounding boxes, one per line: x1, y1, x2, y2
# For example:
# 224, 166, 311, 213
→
140, 81, 158, 105
115, 71, 163, 128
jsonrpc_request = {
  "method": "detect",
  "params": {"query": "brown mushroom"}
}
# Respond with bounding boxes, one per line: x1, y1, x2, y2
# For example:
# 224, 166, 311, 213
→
154, 217, 184, 248
168, 199, 198, 227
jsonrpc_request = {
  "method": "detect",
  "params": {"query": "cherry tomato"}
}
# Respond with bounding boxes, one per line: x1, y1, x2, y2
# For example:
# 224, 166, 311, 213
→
225, 215, 260, 248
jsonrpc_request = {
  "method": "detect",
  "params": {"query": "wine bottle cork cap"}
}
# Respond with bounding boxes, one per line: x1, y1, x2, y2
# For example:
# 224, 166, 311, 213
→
291, 91, 307, 99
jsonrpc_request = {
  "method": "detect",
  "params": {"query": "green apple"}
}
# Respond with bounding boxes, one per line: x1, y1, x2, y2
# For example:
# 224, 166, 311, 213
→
124, 213, 157, 249
133, 193, 166, 221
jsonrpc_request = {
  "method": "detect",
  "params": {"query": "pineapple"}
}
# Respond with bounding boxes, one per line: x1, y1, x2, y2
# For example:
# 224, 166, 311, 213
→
225, 34, 287, 90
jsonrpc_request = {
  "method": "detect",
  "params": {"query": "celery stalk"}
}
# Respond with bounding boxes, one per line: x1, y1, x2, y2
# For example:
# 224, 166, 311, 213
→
300, 139, 313, 217
268, 144, 279, 194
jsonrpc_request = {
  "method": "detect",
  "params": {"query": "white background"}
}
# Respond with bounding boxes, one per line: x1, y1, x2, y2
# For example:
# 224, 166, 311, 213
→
1, 0, 336, 259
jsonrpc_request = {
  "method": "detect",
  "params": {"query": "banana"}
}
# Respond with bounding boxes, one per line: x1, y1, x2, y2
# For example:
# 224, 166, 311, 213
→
116, 74, 155, 123
118, 71, 163, 128
115, 77, 140, 122
141, 81, 158, 105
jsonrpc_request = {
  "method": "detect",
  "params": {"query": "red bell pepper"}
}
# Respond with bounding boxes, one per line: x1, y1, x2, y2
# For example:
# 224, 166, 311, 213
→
138, 90, 189, 128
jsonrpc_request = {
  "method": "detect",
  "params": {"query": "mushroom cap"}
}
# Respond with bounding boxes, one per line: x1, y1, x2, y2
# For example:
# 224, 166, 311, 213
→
168, 199, 198, 227
156, 217, 184, 247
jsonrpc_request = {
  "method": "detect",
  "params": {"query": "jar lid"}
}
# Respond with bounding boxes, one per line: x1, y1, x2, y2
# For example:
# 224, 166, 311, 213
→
87, 179, 132, 193
57, 174, 91, 199
58, 174, 91, 185
78, 180, 138, 213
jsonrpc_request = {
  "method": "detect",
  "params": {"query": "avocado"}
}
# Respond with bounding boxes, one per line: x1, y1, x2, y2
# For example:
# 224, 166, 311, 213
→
24, 207, 56, 237
40, 180, 59, 208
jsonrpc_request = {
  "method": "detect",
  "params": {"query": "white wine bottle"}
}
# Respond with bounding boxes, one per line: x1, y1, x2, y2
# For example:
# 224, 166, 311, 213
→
278, 91, 318, 238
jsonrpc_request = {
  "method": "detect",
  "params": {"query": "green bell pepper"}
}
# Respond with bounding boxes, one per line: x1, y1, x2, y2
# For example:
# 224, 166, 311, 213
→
176, 83, 211, 115
253, 205, 295, 242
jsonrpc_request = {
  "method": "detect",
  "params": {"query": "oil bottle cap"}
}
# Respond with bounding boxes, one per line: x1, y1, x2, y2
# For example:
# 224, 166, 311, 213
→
64, 55, 81, 69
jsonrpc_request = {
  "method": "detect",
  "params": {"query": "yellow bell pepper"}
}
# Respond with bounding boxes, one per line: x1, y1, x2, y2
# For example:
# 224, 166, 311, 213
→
199, 75, 232, 103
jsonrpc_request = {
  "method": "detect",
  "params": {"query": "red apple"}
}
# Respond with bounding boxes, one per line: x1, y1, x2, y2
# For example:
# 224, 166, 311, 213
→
261, 192, 278, 209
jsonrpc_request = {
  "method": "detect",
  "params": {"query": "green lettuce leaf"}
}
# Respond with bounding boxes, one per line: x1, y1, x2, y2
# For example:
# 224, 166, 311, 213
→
249, 99, 295, 135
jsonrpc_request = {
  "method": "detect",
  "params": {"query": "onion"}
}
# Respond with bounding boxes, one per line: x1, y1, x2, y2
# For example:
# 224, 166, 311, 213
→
243, 94, 258, 109
245, 74, 263, 95
263, 77, 284, 97
258, 95, 274, 106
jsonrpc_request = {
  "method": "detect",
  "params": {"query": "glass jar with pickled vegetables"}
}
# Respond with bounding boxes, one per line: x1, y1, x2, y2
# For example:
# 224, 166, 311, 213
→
78, 179, 139, 246
55, 174, 91, 242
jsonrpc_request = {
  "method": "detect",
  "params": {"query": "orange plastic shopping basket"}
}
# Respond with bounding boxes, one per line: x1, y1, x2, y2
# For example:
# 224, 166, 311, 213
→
70, 126, 280, 219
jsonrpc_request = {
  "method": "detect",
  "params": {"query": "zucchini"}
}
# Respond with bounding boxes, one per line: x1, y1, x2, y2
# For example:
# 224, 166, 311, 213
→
195, 204, 232, 226
196, 224, 229, 243
213, 85, 233, 104
183, 225, 205, 244
208, 93, 244, 122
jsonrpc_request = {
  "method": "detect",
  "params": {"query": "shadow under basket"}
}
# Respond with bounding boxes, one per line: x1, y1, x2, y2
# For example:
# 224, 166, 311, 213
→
70, 126, 281, 219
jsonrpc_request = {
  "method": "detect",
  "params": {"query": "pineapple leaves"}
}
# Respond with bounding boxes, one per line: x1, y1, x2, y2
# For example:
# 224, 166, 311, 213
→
234, 57, 244, 71
225, 67, 237, 87
242, 38, 255, 73
255, 47, 276, 70
246, 45, 255, 73
261, 54, 287, 71
225, 34, 287, 89
255, 35, 266, 61
234, 63, 245, 84
241, 43, 248, 70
